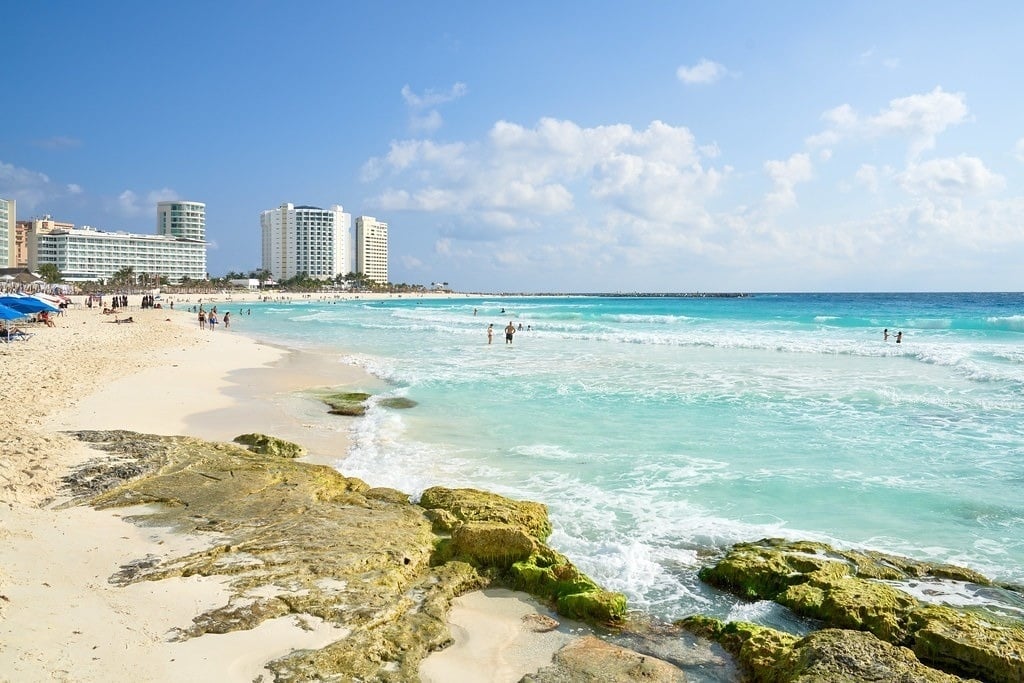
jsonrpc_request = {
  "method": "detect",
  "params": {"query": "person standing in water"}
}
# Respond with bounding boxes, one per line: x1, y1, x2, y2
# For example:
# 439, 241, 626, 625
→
487, 323, 493, 344
505, 321, 516, 344
896, 331, 903, 344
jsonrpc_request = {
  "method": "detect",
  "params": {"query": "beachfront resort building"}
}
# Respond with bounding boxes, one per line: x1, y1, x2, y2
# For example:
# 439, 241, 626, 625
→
260, 203, 351, 281
29, 227, 208, 282
0, 198, 14, 267
157, 201, 206, 241
355, 215, 389, 285
27, 201, 208, 282
15, 216, 75, 268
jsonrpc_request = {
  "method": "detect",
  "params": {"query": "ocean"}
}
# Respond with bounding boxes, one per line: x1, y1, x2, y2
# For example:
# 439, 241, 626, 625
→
234, 292, 1024, 630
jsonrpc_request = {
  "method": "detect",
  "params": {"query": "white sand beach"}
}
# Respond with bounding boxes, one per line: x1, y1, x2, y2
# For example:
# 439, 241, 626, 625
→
0, 300, 573, 681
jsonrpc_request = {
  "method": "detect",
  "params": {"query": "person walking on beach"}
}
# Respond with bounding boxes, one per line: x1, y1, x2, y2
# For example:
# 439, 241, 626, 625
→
505, 321, 516, 345
198, 308, 206, 329
487, 323, 493, 344
223, 311, 230, 329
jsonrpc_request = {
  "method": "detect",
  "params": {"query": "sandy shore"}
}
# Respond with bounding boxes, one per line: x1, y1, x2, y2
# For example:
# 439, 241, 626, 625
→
0, 301, 575, 681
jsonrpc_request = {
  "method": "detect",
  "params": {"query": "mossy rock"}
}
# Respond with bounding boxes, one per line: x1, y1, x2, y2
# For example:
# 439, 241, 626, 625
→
909, 605, 1024, 683
525, 635, 687, 682
556, 590, 627, 623
449, 521, 536, 568
379, 397, 418, 410
679, 618, 965, 683
321, 391, 371, 416
419, 486, 552, 541
232, 433, 306, 459
698, 539, 1021, 682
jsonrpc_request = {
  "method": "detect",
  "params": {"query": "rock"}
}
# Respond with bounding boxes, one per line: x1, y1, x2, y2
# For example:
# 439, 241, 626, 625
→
697, 538, 1024, 682
421, 487, 627, 626
419, 486, 552, 541
379, 397, 418, 409
232, 433, 306, 459
61, 430, 635, 678
522, 635, 688, 682
320, 391, 372, 416
909, 605, 1024, 683
679, 618, 967, 682
449, 521, 537, 568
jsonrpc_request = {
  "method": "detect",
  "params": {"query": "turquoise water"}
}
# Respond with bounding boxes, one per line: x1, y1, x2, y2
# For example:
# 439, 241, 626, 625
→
236, 293, 1024, 624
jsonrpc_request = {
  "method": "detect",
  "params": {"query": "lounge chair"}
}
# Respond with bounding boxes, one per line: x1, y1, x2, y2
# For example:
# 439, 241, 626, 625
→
2, 326, 34, 342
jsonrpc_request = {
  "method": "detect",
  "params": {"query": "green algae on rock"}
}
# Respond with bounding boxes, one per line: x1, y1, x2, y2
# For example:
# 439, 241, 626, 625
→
680, 617, 966, 682
697, 538, 1024, 683
232, 432, 307, 459
319, 391, 372, 416
420, 486, 627, 625
378, 397, 418, 410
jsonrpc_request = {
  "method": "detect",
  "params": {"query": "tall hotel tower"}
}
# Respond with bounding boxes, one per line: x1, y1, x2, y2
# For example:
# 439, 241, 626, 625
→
355, 215, 389, 285
156, 200, 207, 275
0, 198, 14, 267
260, 203, 351, 281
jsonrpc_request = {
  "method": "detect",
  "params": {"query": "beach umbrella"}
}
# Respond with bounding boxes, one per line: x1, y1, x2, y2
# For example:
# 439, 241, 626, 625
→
0, 295, 59, 314
0, 302, 26, 320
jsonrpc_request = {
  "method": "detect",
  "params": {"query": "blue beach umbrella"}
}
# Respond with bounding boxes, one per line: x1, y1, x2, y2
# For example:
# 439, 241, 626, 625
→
0, 295, 59, 314
0, 302, 26, 320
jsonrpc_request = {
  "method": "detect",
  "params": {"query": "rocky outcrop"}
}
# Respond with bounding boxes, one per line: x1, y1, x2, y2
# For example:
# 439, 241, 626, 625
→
695, 538, 1024, 683
320, 391, 372, 416
522, 635, 688, 682
61, 430, 630, 680
421, 487, 627, 625
682, 617, 966, 682
232, 432, 307, 458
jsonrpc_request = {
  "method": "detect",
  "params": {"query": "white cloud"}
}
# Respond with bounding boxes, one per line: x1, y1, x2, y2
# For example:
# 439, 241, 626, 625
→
115, 188, 179, 217
364, 117, 724, 238
0, 160, 53, 209
676, 58, 728, 85
807, 87, 969, 159
400, 82, 468, 134
67, 183, 83, 194
401, 82, 468, 109
763, 153, 813, 208
897, 155, 1005, 197
855, 164, 880, 193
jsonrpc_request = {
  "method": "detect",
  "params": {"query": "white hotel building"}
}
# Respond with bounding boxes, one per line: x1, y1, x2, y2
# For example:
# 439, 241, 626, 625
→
260, 203, 351, 281
0, 198, 14, 267
28, 201, 207, 282
355, 215, 389, 285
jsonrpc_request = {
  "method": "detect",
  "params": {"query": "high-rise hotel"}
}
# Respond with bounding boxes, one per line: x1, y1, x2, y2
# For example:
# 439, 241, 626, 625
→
0, 198, 14, 267
28, 201, 207, 282
260, 203, 352, 281
355, 216, 389, 285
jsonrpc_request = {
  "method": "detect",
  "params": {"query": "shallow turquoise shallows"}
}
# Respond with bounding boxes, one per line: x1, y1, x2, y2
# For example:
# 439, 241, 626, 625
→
236, 292, 1024, 625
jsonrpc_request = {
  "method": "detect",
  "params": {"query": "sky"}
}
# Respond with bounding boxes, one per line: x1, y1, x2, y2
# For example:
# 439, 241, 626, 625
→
3, 1, 1024, 293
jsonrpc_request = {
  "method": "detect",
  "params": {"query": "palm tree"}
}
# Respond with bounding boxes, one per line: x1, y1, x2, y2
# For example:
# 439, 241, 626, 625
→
112, 266, 136, 286
38, 263, 63, 284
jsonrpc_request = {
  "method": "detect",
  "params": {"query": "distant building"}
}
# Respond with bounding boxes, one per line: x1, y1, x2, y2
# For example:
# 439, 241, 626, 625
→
260, 203, 351, 281
28, 201, 208, 283
355, 215, 389, 285
29, 226, 207, 282
15, 216, 75, 268
157, 201, 206, 242
0, 198, 14, 267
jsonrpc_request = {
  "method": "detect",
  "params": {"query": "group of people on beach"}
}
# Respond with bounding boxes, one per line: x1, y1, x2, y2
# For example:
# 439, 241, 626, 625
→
883, 328, 903, 343
197, 306, 230, 331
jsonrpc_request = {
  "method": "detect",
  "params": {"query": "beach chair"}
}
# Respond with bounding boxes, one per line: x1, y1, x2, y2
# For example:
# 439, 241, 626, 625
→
6, 327, 34, 341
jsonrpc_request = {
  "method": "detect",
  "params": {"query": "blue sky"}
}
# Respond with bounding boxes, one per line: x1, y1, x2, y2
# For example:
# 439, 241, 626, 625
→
4, 2, 1024, 292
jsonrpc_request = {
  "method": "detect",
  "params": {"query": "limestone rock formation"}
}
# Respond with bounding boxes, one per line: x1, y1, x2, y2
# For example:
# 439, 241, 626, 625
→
522, 635, 688, 682
695, 538, 1024, 683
